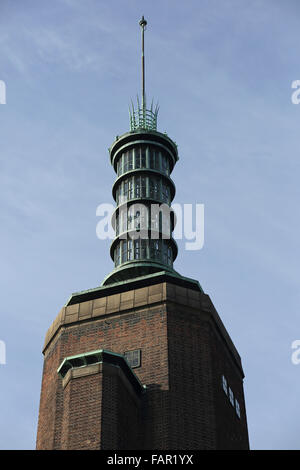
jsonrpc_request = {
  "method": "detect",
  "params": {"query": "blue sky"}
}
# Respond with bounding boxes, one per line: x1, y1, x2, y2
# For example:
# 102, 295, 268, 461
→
1, 0, 300, 449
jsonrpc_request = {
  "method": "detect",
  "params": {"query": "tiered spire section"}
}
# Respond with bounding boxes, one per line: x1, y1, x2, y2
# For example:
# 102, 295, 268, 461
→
102, 18, 179, 286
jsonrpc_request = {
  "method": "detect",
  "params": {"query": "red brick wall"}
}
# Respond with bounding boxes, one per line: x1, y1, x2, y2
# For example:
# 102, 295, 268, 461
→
59, 362, 142, 450
101, 363, 142, 450
37, 303, 169, 449
36, 339, 63, 449
166, 307, 216, 449
61, 367, 102, 449
36, 281, 249, 450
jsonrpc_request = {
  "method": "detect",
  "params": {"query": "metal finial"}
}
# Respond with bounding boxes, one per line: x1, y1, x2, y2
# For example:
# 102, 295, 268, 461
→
139, 15, 147, 28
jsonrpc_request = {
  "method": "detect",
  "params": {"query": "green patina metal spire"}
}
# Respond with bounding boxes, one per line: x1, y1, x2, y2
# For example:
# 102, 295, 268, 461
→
102, 18, 180, 286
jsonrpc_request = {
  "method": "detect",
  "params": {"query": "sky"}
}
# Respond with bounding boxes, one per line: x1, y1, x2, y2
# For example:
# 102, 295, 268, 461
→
0, 0, 300, 450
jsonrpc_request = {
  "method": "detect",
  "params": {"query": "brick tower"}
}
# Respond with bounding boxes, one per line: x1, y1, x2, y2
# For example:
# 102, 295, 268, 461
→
36, 18, 249, 450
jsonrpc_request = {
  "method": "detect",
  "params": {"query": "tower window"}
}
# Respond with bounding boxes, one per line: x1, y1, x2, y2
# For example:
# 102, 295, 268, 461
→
162, 241, 172, 266
114, 245, 121, 267
151, 240, 161, 261
141, 239, 147, 259
162, 184, 170, 203
124, 349, 141, 368
141, 177, 146, 197
149, 148, 159, 170
127, 213, 133, 230
117, 207, 126, 233
222, 376, 242, 418
135, 176, 141, 198
120, 149, 133, 174
149, 177, 159, 200
127, 239, 133, 260
222, 375, 228, 395
162, 242, 168, 265
123, 151, 129, 173
128, 150, 133, 171
121, 241, 127, 263
141, 146, 146, 168
162, 154, 169, 175
135, 147, 141, 168
134, 239, 140, 259
235, 399, 241, 419
117, 158, 122, 176
134, 146, 147, 169
229, 387, 234, 407
128, 178, 133, 199
123, 180, 128, 201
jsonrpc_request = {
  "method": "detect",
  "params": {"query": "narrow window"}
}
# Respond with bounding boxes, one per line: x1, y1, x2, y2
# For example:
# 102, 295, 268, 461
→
162, 154, 169, 175
128, 178, 133, 200
162, 184, 169, 203
153, 177, 159, 199
115, 245, 121, 266
127, 239, 133, 261
155, 151, 160, 170
134, 239, 140, 259
124, 180, 128, 201
229, 387, 234, 407
135, 176, 141, 198
149, 179, 154, 199
135, 147, 141, 169
128, 150, 133, 171
140, 205, 148, 231
154, 240, 161, 260
122, 209, 127, 232
151, 210, 159, 232
123, 151, 128, 173
235, 399, 241, 418
162, 242, 168, 264
141, 177, 146, 197
141, 239, 147, 259
127, 209, 132, 231
141, 146, 146, 168
222, 375, 228, 395
150, 148, 155, 169
121, 241, 127, 263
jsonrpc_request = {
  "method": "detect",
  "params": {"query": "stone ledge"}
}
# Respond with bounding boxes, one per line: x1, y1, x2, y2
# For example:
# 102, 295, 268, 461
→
43, 278, 203, 353
62, 362, 102, 389
66, 270, 202, 306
